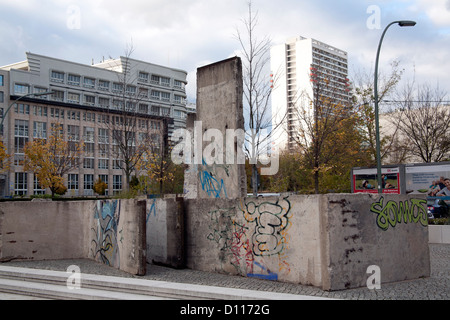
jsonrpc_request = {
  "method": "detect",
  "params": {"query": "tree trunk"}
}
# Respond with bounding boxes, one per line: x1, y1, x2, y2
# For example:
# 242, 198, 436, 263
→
252, 163, 258, 196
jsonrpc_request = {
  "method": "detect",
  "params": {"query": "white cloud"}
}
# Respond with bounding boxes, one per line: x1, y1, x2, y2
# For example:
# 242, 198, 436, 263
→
412, 0, 450, 26
0, 0, 450, 99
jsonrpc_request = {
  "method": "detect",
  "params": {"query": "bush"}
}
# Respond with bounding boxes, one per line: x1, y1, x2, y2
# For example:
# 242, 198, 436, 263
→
428, 217, 450, 225
93, 178, 108, 195
55, 184, 67, 196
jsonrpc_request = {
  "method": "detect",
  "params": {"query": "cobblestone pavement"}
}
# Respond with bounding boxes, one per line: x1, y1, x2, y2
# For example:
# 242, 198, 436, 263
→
2, 244, 449, 300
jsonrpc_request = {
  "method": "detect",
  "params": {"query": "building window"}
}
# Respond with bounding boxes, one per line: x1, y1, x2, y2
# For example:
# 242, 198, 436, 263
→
113, 175, 122, 194
51, 90, 64, 102
112, 82, 123, 93
51, 71, 65, 83
33, 106, 48, 117
33, 87, 48, 95
14, 84, 30, 95
160, 107, 170, 116
33, 176, 45, 195
67, 125, 80, 141
14, 119, 29, 163
126, 85, 136, 95
174, 80, 184, 90
0, 75, 4, 86
50, 107, 65, 118
161, 92, 171, 102
68, 92, 80, 104
138, 88, 149, 99
68, 174, 79, 190
99, 97, 110, 108
84, 94, 95, 106
83, 158, 94, 169
138, 104, 148, 114
99, 144, 109, 158
98, 125, 110, 170
98, 174, 109, 196
68, 74, 81, 86
98, 159, 109, 169
98, 128, 109, 144
83, 77, 95, 88
69, 110, 80, 120
151, 75, 160, 85
84, 174, 94, 192
83, 126, 94, 143
33, 121, 47, 139
174, 95, 182, 103
15, 172, 28, 195
160, 77, 170, 87
138, 72, 149, 82
98, 80, 110, 91
0, 92, 3, 103
173, 110, 185, 119
14, 103, 30, 114
151, 90, 160, 100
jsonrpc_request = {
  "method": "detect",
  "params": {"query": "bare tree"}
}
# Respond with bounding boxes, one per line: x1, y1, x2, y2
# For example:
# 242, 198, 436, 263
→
235, 1, 284, 195
351, 60, 405, 165
104, 43, 167, 190
390, 81, 450, 163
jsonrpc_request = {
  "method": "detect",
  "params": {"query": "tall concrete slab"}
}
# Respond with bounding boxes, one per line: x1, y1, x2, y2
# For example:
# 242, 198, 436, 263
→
184, 57, 247, 200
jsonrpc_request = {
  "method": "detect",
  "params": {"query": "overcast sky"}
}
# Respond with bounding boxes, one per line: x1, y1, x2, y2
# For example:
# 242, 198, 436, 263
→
1, 0, 450, 101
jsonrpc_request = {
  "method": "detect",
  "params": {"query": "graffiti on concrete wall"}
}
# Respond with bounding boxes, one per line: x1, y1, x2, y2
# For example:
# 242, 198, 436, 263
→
91, 200, 122, 267
370, 197, 428, 231
199, 158, 229, 198
241, 197, 292, 257
146, 198, 157, 222
206, 196, 292, 280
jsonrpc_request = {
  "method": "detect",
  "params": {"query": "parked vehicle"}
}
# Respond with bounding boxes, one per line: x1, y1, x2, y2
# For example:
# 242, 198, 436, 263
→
427, 199, 449, 219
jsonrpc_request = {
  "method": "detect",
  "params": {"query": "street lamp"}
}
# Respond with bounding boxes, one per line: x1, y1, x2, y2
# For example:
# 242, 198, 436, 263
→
0, 91, 54, 134
374, 20, 416, 194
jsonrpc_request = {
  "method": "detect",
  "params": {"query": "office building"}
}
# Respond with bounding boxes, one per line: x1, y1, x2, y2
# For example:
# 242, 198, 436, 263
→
0, 52, 188, 197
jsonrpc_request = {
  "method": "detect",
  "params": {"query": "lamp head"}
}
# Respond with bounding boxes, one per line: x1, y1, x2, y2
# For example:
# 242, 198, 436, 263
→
398, 20, 416, 27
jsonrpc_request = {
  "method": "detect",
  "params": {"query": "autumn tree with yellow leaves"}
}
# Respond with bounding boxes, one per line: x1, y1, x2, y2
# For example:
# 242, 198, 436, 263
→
291, 63, 366, 194
24, 124, 84, 197
0, 141, 11, 173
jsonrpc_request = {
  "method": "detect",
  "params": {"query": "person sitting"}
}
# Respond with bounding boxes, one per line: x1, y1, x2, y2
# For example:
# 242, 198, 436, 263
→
436, 178, 450, 197
428, 180, 441, 196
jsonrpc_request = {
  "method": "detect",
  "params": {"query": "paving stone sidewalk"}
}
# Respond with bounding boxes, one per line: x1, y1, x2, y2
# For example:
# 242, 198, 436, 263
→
2, 244, 449, 300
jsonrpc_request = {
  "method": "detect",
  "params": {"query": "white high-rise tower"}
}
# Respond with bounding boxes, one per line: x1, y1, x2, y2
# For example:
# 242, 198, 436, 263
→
270, 36, 350, 151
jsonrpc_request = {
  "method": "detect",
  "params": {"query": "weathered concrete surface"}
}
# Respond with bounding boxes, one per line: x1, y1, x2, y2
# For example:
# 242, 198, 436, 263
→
184, 57, 247, 200
183, 194, 430, 291
184, 196, 323, 287
90, 199, 146, 275
0, 201, 92, 261
0, 199, 146, 275
146, 196, 185, 268
321, 194, 430, 290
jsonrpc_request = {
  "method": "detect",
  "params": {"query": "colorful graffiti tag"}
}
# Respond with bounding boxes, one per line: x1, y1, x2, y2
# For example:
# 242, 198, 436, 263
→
370, 197, 428, 231
91, 200, 122, 267
206, 196, 292, 280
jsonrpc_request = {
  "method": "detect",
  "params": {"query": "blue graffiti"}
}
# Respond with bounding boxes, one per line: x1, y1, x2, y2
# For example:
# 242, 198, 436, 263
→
146, 198, 157, 222
199, 158, 228, 198
247, 262, 278, 281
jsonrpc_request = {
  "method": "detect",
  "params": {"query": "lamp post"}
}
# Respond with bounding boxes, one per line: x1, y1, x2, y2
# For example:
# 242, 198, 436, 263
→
0, 91, 54, 134
374, 20, 416, 194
